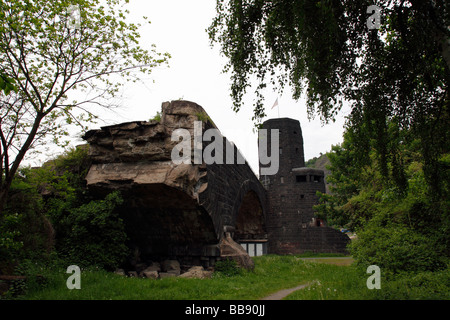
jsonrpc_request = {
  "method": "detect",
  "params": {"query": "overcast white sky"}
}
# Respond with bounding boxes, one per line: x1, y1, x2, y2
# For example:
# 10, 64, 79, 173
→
54, 0, 350, 174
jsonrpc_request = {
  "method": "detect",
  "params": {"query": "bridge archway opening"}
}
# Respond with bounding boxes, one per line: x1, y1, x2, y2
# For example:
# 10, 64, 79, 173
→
234, 190, 267, 242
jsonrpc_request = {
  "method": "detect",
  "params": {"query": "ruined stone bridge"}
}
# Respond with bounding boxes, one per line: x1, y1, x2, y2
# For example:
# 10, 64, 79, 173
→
83, 100, 267, 268
83, 100, 349, 269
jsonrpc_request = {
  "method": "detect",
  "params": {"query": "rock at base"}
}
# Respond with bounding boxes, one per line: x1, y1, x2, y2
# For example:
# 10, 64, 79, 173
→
162, 260, 181, 276
219, 232, 255, 270
142, 270, 159, 279
178, 266, 212, 279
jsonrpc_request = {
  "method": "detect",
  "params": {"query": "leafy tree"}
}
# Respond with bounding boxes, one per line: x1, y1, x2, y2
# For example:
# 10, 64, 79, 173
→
0, 0, 170, 214
313, 123, 373, 229
0, 72, 17, 96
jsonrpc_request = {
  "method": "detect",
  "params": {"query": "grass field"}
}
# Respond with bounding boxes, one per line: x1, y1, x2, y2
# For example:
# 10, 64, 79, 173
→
9, 255, 450, 300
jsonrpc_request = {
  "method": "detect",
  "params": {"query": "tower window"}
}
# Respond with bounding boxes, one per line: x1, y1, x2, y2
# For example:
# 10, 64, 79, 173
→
295, 148, 299, 153
279, 148, 282, 155
296, 175, 307, 183
280, 176, 284, 184
312, 175, 322, 182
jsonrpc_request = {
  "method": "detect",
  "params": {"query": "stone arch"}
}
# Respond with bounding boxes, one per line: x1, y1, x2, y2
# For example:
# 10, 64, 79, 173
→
231, 180, 267, 241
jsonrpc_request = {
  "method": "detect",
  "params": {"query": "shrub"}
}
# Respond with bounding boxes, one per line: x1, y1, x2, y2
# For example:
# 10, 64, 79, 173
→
2, 167, 54, 264
214, 258, 242, 277
349, 220, 448, 276
56, 191, 129, 271
0, 213, 23, 273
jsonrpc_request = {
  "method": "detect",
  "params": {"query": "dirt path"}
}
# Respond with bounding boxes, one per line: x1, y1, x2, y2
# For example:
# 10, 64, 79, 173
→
261, 281, 317, 300
260, 257, 353, 300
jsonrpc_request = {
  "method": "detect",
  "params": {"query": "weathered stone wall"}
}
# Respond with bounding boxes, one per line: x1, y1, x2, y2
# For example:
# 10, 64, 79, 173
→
83, 100, 265, 268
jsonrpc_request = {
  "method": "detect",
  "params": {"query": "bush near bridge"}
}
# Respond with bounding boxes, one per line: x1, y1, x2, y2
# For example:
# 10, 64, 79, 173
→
0, 146, 129, 278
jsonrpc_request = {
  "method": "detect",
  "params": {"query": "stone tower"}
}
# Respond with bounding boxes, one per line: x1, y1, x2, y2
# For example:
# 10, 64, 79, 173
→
259, 118, 350, 254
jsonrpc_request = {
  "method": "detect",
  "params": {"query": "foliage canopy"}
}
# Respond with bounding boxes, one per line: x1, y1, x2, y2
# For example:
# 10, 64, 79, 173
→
209, 0, 449, 124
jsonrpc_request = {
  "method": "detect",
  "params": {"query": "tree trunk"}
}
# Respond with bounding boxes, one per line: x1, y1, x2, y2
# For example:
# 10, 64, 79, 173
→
0, 113, 44, 218
0, 187, 9, 216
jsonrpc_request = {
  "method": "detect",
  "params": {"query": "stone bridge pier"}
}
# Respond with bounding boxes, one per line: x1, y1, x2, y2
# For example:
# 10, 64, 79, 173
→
83, 100, 266, 269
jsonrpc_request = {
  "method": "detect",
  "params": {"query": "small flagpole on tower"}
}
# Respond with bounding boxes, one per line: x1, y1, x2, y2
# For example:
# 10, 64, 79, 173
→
271, 97, 279, 118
